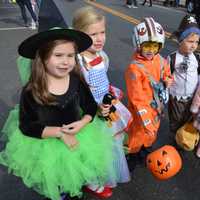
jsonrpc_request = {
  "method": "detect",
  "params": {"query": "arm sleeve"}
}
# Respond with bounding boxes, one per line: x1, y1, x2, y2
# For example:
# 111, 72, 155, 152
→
77, 54, 90, 83
191, 86, 200, 113
125, 64, 149, 107
79, 81, 98, 120
163, 58, 172, 81
166, 55, 171, 68
19, 89, 45, 138
125, 64, 156, 132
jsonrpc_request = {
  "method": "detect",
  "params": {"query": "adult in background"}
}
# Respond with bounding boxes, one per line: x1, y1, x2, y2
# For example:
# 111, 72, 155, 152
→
175, 0, 179, 7
126, 0, 138, 8
141, 0, 153, 7
194, 0, 200, 26
16, 0, 37, 27
35, 0, 41, 8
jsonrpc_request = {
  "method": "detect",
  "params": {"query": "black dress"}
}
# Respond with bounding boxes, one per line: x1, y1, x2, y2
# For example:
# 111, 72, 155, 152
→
19, 73, 97, 138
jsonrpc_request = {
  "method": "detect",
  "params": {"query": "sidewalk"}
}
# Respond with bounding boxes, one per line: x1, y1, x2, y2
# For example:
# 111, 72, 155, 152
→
153, 0, 187, 11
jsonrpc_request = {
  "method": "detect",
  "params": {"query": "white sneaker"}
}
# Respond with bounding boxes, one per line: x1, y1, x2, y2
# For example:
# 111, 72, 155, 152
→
30, 22, 37, 30
132, 5, 138, 8
126, 4, 132, 8
30, 25, 37, 30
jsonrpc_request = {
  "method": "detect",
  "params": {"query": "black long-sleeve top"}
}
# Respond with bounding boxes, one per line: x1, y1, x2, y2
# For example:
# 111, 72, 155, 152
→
19, 73, 97, 139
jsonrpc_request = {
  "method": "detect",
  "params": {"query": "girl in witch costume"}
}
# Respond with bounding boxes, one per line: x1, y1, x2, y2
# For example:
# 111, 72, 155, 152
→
0, 28, 116, 200
72, 6, 131, 187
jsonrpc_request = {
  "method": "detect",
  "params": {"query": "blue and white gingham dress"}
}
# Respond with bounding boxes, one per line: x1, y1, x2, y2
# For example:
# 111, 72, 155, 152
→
78, 51, 131, 186
88, 63, 110, 104
78, 52, 109, 104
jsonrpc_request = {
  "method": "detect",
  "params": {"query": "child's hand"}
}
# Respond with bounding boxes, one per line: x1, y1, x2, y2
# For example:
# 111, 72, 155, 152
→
98, 104, 111, 117
164, 75, 174, 88
192, 113, 198, 121
61, 134, 79, 150
61, 120, 85, 135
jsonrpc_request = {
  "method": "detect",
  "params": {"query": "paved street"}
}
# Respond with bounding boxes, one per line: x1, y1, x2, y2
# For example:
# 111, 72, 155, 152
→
0, 1, 200, 200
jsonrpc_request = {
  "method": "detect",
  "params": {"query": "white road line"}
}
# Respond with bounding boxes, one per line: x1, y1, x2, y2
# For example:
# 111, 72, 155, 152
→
152, 4, 186, 13
0, 6, 18, 9
0, 27, 27, 31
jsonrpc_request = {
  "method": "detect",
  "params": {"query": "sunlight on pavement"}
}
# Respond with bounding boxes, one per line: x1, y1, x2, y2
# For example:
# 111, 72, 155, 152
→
85, 0, 172, 38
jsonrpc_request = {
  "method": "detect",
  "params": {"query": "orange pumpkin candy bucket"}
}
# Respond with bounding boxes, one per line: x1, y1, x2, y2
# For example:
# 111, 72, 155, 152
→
146, 145, 182, 180
175, 122, 199, 151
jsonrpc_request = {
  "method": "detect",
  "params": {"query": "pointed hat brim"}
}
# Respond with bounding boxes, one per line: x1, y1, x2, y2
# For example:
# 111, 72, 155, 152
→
18, 28, 92, 59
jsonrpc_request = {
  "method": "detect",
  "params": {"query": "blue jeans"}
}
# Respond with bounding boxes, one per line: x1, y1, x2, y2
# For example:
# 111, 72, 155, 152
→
16, 0, 37, 24
175, 0, 179, 6
36, 0, 41, 8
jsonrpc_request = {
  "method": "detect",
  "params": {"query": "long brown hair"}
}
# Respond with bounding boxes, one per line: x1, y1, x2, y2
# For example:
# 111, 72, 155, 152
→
26, 39, 84, 105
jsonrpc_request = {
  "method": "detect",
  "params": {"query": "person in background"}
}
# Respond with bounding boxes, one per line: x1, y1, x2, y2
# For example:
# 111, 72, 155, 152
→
36, 0, 41, 8
194, 0, 200, 26
175, 0, 180, 7
190, 83, 200, 157
141, 0, 153, 7
126, 0, 138, 8
16, 0, 38, 28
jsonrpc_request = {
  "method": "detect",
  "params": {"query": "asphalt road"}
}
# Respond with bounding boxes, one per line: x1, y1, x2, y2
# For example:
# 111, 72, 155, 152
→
0, 1, 199, 200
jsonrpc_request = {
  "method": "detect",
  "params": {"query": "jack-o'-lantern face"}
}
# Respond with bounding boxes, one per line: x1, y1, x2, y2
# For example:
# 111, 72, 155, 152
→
146, 145, 182, 180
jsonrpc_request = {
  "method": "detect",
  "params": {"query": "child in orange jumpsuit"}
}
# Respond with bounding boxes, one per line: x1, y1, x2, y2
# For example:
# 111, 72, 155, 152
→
125, 17, 173, 162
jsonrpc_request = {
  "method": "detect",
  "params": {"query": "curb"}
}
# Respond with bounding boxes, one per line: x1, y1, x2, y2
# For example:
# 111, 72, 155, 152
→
152, 0, 187, 12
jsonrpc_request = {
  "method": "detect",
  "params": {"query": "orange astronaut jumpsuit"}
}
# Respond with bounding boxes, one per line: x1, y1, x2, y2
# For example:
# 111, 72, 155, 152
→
125, 53, 171, 153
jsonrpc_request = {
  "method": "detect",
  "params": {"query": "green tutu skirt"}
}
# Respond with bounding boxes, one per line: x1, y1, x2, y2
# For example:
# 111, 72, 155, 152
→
0, 106, 116, 200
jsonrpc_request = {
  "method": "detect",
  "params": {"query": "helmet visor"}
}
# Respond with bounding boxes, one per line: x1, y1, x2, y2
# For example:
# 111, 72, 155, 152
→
141, 42, 160, 54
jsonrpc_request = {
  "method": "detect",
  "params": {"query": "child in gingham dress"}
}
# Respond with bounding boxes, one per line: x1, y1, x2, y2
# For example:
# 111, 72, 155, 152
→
73, 6, 132, 187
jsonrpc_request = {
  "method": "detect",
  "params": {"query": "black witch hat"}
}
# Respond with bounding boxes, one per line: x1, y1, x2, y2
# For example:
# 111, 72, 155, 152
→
17, 0, 74, 85
18, 28, 92, 59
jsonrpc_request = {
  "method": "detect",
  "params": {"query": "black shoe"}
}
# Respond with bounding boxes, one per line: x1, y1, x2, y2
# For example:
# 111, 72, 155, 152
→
126, 154, 138, 172
43, 195, 84, 200
65, 195, 85, 200
24, 22, 29, 27
69, 197, 84, 200
138, 147, 152, 167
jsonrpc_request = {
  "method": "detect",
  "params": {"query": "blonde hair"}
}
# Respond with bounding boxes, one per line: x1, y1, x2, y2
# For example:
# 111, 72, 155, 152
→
72, 6, 105, 32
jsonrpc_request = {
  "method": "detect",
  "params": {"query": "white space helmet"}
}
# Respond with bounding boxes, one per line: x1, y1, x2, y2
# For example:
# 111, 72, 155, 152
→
132, 17, 165, 50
